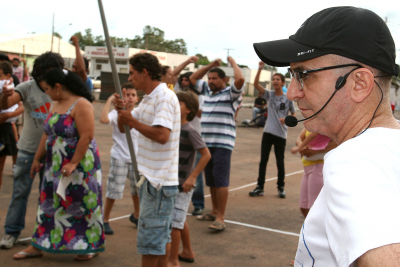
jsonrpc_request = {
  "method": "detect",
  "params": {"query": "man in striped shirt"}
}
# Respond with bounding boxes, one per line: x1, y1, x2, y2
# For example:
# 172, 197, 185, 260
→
189, 57, 244, 231
114, 53, 180, 267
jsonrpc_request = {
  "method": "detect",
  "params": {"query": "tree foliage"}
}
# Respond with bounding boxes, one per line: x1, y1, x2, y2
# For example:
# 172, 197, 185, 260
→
71, 26, 187, 54
263, 65, 277, 71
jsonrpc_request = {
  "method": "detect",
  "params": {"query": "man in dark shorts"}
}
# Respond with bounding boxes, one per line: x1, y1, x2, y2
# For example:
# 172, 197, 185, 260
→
189, 57, 244, 231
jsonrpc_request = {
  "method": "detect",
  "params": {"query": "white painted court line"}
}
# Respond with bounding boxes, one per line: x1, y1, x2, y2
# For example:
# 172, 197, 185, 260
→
18, 169, 304, 243
204, 169, 304, 197
224, 220, 300, 237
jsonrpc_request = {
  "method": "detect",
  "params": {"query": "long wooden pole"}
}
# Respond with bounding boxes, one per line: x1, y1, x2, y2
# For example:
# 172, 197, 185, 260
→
97, 0, 140, 182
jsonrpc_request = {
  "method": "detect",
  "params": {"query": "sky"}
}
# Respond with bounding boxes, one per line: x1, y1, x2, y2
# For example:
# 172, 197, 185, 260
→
3, 0, 400, 72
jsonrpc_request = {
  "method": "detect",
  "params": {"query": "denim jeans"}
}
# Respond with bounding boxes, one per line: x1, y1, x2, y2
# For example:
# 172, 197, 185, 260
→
191, 152, 205, 209
4, 150, 44, 238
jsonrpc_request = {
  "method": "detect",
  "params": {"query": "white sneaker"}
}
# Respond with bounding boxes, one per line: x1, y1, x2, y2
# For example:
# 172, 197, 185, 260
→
0, 234, 18, 249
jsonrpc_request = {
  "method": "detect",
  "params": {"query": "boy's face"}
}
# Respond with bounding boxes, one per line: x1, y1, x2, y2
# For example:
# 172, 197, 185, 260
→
12, 60, 19, 67
179, 101, 191, 121
0, 69, 10, 81
125, 88, 138, 106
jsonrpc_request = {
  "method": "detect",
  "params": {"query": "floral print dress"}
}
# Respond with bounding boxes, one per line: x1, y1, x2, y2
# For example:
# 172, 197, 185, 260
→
31, 99, 105, 254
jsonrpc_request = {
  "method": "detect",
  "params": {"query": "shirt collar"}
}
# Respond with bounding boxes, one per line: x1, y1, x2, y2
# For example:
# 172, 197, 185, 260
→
144, 83, 167, 99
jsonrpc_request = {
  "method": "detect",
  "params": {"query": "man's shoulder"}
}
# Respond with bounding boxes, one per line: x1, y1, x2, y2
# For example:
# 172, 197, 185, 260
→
15, 80, 36, 91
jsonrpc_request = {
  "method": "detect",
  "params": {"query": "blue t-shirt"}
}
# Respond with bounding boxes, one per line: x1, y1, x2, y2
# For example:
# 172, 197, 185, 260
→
85, 77, 93, 92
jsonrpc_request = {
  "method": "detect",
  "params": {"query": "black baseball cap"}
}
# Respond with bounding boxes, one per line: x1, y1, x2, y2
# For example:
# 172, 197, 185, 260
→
253, 6, 399, 77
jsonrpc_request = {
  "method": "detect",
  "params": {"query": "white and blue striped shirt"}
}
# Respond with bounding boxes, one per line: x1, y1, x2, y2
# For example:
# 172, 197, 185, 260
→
194, 79, 244, 150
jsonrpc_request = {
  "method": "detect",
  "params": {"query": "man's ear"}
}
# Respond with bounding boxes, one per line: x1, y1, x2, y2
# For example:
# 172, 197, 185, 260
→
141, 68, 149, 78
349, 69, 374, 103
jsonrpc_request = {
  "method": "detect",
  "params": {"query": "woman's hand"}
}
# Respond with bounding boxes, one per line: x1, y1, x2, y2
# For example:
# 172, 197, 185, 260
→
30, 159, 43, 179
61, 162, 78, 177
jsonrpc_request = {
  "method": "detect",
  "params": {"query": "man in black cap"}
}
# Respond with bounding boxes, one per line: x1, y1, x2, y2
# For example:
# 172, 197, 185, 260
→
254, 6, 400, 266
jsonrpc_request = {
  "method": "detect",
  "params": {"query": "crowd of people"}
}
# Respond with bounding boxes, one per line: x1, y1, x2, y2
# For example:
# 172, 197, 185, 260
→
0, 5, 400, 267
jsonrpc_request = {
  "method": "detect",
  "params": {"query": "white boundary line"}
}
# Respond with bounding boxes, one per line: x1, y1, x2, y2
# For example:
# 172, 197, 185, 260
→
224, 220, 300, 237
204, 170, 304, 197
17, 169, 304, 242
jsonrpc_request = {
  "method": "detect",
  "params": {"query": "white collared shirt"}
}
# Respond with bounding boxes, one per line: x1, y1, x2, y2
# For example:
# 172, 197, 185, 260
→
132, 83, 180, 188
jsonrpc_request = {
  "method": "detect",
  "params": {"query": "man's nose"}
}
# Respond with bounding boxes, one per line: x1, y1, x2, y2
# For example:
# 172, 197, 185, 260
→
287, 80, 304, 101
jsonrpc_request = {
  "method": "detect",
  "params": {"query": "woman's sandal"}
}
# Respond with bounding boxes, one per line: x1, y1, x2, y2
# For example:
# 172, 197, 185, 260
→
197, 213, 216, 221
74, 253, 99, 261
208, 221, 226, 231
13, 251, 43, 260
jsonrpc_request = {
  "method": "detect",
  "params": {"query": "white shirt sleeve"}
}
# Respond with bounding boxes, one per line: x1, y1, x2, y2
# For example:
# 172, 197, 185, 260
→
107, 110, 118, 126
152, 92, 179, 130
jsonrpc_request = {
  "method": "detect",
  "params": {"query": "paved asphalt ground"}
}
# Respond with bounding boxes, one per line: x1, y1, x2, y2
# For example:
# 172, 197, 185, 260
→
1, 99, 399, 267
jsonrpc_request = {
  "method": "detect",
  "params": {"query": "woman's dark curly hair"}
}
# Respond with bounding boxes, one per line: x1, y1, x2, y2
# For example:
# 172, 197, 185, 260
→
31, 52, 64, 81
42, 68, 94, 102
129, 53, 162, 81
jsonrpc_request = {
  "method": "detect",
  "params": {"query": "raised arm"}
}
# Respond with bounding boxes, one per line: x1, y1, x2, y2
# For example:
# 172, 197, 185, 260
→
0, 79, 21, 109
22, 59, 29, 81
171, 56, 199, 85
189, 59, 221, 87
254, 61, 266, 95
100, 95, 114, 124
227, 57, 245, 89
70, 36, 87, 82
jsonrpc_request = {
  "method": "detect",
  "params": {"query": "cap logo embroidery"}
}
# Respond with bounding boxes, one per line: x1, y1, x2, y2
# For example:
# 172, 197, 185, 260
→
297, 49, 314, 56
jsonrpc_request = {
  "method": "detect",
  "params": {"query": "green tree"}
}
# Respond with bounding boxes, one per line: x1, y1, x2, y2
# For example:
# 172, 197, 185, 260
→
72, 26, 187, 54
263, 65, 277, 71
54, 32, 62, 39
71, 29, 105, 49
195, 54, 210, 67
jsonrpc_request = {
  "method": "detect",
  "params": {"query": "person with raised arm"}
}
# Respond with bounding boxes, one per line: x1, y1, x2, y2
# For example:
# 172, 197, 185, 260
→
248, 61, 295, 198
189, 56, 244, 231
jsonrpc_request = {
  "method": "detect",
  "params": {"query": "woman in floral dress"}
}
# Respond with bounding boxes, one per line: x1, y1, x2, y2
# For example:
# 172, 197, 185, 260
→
13, 69, 104, 261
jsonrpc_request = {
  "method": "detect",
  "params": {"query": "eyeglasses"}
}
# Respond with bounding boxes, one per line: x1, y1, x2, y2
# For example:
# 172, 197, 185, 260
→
287, 64, 363, 91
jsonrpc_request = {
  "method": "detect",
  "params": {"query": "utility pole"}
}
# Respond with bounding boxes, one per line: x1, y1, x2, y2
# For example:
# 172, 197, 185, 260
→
51, 13, 55, 52
224, 48, 234, 66
194, 47, 198, 55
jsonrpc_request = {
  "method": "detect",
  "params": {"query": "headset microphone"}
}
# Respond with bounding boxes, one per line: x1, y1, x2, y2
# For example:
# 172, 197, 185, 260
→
285, 67, 361, 127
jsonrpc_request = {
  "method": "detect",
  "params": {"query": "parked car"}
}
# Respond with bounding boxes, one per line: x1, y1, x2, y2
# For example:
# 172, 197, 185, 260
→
88, 75, 101, 89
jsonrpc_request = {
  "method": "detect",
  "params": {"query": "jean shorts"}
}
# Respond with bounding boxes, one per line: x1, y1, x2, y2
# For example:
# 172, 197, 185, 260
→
137, 179, 178, 255
172, 189, 194, 229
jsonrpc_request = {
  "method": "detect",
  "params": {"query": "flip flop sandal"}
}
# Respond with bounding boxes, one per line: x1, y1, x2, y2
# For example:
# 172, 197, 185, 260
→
74, 252, 99, 261
179, 255, 195, 263
13, 251, 43, 260
208, 221, 226, 231
197, 213, 216, 221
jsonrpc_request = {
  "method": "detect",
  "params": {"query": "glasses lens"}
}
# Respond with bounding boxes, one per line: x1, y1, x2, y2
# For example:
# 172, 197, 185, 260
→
288, 69, 303, 91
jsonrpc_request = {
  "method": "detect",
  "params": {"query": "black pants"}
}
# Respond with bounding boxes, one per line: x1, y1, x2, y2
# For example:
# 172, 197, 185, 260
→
257, 132, 286, 189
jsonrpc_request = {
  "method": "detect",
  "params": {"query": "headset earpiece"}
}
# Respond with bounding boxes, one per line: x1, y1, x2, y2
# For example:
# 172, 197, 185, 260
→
335, 76, 346, 90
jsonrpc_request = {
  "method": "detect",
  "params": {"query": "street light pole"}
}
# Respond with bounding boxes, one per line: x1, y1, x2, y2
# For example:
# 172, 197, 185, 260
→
224, 48, 234, 66
57, 23, 73, 53
51, 13, 55, 51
